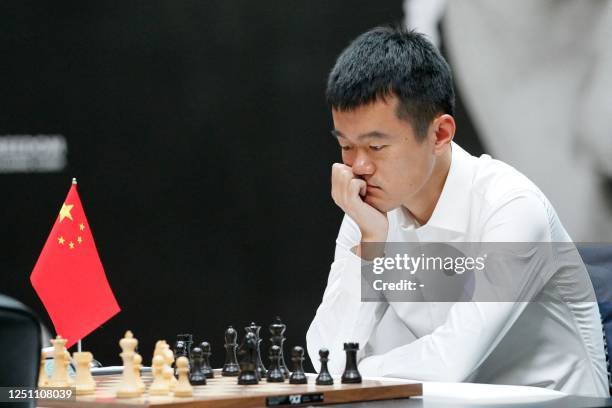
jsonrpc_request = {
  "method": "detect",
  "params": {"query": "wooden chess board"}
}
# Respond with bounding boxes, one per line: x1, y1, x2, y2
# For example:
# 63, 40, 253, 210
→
39, 370, 422, 407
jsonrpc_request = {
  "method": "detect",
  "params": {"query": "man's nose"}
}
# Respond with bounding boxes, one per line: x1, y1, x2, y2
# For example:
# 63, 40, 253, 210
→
352, 151, 374, 175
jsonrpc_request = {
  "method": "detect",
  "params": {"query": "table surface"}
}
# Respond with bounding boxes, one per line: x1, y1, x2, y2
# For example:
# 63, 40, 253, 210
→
332, 379, 612, 408
332, 395, 612, 408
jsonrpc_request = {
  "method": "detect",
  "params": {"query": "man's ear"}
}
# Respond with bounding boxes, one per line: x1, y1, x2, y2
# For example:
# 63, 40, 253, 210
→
431, 114, 455, 154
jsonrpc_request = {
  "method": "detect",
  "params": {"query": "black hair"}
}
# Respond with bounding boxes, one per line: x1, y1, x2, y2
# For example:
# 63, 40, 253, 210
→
326, 26, 455, 139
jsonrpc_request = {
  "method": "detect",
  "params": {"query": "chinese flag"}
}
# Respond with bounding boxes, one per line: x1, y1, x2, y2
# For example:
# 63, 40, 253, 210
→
30, 180, 120, 348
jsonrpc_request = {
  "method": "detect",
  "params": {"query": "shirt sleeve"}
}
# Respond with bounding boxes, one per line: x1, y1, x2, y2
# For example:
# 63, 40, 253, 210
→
358, 190, 552, 381
306, 214, 389, 374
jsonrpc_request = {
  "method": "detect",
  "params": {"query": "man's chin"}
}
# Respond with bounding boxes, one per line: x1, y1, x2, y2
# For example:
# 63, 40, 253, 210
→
365, 196, 397, 213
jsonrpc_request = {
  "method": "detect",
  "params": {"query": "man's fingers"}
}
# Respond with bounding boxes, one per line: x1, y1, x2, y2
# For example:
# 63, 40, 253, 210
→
331, 162, 368, 211
332, 163, 353, 180
350, 178, 367, 198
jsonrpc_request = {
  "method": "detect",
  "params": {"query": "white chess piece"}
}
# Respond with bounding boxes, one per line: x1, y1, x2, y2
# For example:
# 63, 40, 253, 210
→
133, 353, 146, 393
162, 366, 174, 391
73, 352, 96, 395
38, 353, 49, 387
173, 356, 193, 397
152, 340, 166, 362
116, 331, 142, 398
49, 336, 69, 387
162, 345, 178, 391
149, 355, 170, 396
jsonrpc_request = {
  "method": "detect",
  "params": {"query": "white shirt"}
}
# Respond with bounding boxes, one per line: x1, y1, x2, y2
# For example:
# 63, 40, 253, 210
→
306, 142, 609, 397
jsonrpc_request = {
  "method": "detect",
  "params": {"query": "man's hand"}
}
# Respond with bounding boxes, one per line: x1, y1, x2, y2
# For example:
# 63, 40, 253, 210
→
331, 163, 389, 243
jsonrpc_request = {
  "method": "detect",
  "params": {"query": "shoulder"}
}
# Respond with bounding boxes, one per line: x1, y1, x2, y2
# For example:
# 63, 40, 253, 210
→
471, 153, 542, 204
468, 153, 562, 242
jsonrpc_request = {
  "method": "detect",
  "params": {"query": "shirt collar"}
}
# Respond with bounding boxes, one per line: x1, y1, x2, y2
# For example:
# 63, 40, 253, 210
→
398, 142, 474, 234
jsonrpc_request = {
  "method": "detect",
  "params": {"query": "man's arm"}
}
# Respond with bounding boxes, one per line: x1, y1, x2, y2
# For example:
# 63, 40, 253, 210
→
306, 215, 389, 374
307, 162, 391, 373
358, 191, 551, 381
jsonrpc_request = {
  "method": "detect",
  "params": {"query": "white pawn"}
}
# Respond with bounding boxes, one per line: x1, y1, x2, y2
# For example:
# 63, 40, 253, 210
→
173, 356, 193, 397
49, 336, 69, 387
116, 331, 142, 398
74, 352, 96, 395
149, 355, 169, 396
163, 366, 174, 391
162, 346, 178, 391
133, 353, 146, 393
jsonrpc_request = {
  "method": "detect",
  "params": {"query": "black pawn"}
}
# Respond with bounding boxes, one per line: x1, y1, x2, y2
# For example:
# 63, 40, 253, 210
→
222, 326, 240, 376
315, 348, 333, 385
289, 346, 307, 384
245, 322, 267, 379
200, 341, 214, 378
238, 332, 259, 385
341, 342, 362, 384
267, 345, 284, 383
174, 340, 187, 377
189, 347, 207, 385
269, 316, 289, 379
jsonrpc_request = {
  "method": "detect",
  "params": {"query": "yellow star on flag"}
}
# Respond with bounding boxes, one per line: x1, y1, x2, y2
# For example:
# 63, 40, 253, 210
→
69, 241, 75, 249
77, 236, 82, 244
79, 223, 85, 231
58, 236, 65, 245
59, 203, 74, 222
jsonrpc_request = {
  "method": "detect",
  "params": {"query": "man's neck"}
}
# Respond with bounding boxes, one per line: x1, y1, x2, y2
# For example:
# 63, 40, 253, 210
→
404, 148, 452, 226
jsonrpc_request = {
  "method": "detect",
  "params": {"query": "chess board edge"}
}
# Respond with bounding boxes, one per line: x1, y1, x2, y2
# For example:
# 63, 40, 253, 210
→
38, 379, 422, 407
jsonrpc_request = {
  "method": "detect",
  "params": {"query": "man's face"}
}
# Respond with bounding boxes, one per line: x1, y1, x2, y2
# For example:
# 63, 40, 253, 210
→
332, 96, 437, 213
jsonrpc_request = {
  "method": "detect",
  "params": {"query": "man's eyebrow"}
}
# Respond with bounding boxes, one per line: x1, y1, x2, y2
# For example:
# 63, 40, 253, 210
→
331, 130, 391, 140
331, 129, 345, 139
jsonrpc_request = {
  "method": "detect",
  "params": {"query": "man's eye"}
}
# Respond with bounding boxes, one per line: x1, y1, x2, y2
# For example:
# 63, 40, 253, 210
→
369, 145, 386, 151
341, 146, 352, 151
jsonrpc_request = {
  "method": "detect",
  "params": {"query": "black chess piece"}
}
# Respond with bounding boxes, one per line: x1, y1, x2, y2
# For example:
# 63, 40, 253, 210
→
222, 326, 240, 376
200, 341, 214, 378
174, 340, 187, 358
245, 322, 267, 379
177, 334, 193, 358
266, 345, 285, 383
289, 346, 307, 384
174, 340, 187, 377
341, 342, 362, 384
269, 316, 289, 379
315, 348, 334, 385
189, 346, 207, 385
238, 332, 259, 385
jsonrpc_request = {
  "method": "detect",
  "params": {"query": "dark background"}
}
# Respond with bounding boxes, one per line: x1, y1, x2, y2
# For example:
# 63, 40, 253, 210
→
0, 1, 482, 370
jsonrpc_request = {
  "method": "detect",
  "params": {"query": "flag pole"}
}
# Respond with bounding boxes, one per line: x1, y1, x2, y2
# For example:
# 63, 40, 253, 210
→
74, 176, 79, 354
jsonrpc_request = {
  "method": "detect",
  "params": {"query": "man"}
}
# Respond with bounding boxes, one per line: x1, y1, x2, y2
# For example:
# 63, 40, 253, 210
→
306, 26, 609, 396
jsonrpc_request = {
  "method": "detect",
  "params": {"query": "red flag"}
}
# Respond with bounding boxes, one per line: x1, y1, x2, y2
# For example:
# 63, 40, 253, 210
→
30, 180, 120, 348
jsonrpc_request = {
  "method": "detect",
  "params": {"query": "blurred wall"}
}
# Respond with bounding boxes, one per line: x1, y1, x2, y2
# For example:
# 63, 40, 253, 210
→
0, 1, 404, 369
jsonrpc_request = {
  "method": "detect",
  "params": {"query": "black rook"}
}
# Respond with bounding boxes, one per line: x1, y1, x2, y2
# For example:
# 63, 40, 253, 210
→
341, 342, 362, 384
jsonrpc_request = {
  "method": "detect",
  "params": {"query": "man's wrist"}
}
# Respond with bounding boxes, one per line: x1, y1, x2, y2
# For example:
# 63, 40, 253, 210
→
361, 233, 386, 242
358, 240, 386, 261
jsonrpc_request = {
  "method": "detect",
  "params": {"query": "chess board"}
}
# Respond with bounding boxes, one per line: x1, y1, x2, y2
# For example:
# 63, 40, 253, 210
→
40, 370, 422, 407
